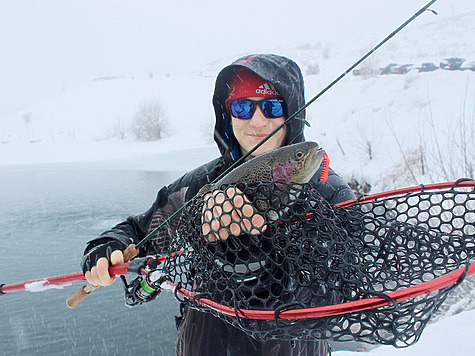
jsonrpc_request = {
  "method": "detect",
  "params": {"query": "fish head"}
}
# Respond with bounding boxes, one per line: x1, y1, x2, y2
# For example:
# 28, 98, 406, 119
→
270, 142, 324, 184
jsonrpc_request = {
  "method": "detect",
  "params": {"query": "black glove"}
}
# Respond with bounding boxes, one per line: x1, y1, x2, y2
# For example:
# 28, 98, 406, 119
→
81, 239, 127, 274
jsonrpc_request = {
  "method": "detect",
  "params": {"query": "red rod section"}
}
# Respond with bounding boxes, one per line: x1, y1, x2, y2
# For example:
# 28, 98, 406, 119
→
1, 262, 131, 294
0, 251, 185, 294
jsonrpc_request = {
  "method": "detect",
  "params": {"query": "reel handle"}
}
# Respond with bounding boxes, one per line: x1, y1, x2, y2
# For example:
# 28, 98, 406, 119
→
66, 244, 139, 309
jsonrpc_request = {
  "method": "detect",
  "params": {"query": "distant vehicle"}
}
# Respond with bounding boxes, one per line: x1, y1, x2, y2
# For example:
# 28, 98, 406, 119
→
352, 69, 361, 76
440, 57, 465, 70
416, 62, 439, 72
380, 63, 413, 74
393, 64, 414, 74
460, 60, 475, 71
380, 63, 398, 74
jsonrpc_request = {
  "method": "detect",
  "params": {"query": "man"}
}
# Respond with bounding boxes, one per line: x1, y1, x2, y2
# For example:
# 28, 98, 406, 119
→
81, 54, 355, 355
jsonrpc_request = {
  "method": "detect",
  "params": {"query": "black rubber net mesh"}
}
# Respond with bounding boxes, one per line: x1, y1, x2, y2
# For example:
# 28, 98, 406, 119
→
163, 181, 475, 347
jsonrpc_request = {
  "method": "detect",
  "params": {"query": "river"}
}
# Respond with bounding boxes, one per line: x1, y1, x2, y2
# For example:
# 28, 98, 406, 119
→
0, 165, 184, 355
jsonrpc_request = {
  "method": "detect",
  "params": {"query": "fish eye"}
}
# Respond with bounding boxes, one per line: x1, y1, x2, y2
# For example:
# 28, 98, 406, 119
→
295, 150, 304, 159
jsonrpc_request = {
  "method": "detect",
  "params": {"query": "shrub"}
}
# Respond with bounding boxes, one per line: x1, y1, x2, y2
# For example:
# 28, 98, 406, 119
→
131, 101, 169, 141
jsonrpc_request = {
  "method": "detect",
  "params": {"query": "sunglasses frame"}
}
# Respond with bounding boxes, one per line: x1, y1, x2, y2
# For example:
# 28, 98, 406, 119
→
227, 98, 287, 120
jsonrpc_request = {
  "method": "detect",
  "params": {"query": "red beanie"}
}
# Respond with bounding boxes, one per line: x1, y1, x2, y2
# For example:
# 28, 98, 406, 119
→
227, 68, 282, 102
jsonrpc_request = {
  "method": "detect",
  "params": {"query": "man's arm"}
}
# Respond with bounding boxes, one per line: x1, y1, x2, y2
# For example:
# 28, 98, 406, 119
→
311, 167, 355, 205
80, 190, 167, 286
80, 157, 226, 287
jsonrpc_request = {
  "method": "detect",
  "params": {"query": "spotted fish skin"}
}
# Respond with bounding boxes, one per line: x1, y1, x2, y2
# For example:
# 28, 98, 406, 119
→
214, 142, 323, 189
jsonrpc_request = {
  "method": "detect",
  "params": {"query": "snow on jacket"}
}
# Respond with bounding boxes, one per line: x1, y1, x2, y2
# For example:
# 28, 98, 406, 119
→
82, 54, 356, 356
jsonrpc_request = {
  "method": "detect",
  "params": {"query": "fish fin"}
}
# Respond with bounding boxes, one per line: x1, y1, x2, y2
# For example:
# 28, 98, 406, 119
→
197, 184, 212, 197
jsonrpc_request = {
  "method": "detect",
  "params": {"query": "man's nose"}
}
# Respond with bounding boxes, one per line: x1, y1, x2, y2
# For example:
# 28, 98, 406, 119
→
249, 106, 268, 126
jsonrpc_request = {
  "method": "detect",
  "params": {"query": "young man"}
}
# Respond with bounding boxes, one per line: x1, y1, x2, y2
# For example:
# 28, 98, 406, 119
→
81, 54, 355, 355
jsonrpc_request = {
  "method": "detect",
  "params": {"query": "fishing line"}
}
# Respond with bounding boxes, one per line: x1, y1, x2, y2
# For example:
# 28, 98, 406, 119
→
135, 0, 438, 250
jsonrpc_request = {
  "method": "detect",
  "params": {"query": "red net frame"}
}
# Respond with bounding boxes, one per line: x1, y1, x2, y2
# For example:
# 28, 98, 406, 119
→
164, 179, 474, 346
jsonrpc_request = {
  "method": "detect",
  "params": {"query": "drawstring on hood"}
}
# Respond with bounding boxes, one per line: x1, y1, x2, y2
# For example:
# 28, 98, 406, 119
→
212, 54, 307, 162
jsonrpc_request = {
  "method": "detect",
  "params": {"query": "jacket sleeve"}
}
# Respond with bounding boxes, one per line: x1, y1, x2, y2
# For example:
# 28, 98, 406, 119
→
82, 183, 187, 258
310, 167, 355, 205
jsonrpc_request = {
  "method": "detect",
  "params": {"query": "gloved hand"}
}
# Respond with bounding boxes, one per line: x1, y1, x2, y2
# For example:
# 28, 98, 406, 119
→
81, 240, 126, 287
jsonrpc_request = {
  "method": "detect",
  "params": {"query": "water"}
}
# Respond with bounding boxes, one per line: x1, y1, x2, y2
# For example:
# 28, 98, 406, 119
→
0, 165, 185, 355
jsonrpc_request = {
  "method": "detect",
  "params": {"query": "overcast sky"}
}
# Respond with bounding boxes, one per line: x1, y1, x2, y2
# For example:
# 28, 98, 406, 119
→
1, 0, 474, 117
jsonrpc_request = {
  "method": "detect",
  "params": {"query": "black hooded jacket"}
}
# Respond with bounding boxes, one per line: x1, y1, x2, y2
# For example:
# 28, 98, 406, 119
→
213, 54, 307, 161
82, 54, 355, 356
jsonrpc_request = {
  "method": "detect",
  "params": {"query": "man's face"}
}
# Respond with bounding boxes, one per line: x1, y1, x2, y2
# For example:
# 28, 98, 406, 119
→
231, 97, 287, 157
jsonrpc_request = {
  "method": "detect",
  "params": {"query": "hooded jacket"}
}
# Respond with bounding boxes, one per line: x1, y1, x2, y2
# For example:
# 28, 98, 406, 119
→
82, 54, 355, 356
213, 54, 307, 161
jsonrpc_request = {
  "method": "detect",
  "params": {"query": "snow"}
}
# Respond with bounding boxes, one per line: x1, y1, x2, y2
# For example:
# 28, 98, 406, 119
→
1, 2, 473, 192
0, 0, 474, 354
335, 309, 475, 355
24, 280, 72, 292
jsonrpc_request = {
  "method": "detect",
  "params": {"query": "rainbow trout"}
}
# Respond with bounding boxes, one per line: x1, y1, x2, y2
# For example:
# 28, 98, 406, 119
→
209, 141, 323, 190
199, 141, 324, 221
199, 141, 324, 195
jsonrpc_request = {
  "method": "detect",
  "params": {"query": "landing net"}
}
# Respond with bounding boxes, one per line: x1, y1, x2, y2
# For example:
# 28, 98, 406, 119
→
164, 180, 475, 347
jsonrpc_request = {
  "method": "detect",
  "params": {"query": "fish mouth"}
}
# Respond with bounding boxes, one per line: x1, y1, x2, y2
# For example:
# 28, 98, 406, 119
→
301, 147, 324, 183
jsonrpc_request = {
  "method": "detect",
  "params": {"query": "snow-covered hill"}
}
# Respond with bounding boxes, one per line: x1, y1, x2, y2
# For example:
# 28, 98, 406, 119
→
1, 9, 473, 193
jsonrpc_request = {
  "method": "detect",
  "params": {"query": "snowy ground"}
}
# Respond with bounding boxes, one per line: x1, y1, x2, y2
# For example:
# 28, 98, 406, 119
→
0, 1, 474, 354
335, 308, 475, 355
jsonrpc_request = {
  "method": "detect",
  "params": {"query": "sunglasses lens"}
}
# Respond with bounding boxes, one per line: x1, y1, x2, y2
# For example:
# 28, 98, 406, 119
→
229, 100, 254, 119
228, 98, 286, 119
262, 99, 285, 118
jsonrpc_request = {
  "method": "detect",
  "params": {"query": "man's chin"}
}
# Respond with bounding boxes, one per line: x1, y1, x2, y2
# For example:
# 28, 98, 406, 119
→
241, 138, 282, 157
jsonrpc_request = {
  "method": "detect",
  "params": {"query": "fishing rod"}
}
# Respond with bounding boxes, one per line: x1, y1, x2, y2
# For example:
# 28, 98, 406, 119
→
2, 0, 439, 306
134, 0, 439, 251
64, 0, 441, 308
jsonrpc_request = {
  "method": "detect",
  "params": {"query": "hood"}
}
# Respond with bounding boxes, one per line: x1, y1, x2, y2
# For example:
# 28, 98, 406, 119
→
212, 54, 306, 161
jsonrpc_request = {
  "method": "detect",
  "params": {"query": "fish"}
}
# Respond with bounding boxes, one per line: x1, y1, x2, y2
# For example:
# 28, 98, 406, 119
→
198, 141, 324, 222
203, 141, 324, 193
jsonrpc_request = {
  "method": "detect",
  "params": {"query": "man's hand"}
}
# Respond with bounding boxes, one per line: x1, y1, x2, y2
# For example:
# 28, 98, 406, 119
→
81, 240, 127, 287
84, 250, 124, 287
201, 187, 266, 241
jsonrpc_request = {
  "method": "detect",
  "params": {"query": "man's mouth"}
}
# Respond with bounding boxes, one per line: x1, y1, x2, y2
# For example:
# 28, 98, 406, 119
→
248, 133, 270, 139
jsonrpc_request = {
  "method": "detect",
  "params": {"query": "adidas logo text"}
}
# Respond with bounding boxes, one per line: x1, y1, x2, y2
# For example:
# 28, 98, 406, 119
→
256, 83, 280, 96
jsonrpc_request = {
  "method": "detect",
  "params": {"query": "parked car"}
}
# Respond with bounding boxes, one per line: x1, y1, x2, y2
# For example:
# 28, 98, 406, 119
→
440, 57, 465, 70
416, 62, 439, 72
460, 60, 475, 71
380, 63, 414, 74
380, 63, 398, 75
393, 64, 414, 74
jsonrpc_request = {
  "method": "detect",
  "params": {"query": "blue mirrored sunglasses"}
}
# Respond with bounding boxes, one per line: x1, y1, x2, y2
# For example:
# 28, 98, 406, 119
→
227, 98, 287, 119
